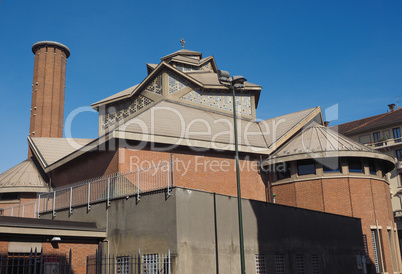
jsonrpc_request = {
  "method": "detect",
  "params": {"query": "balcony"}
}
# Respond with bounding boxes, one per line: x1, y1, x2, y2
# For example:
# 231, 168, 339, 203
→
365, 137, 402, 149
396, 161, 402, 171
395, 210, 402, 218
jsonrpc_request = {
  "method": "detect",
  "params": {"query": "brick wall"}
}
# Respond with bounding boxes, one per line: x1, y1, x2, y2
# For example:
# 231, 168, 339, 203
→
0, 195, 38, 218
42, 242, 97, 273
51, 149, 119, 188
0, 240, 97, 273
272, 177, 397, 272
118, 146, 268, 202
30, 46, 67, 139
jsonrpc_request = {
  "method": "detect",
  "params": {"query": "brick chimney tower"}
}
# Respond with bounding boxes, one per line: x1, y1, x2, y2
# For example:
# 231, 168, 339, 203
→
29, 41, 70, 143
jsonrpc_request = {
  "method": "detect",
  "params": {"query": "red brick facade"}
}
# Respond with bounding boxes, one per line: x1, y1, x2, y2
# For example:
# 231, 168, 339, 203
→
30, 45, 67, 139
50, 143, 268, 201
0, 195, 38, 218
273, 177, 399, 272
52, 149, 119, 188
118, 146, 268, 202
0, 240, 97, 273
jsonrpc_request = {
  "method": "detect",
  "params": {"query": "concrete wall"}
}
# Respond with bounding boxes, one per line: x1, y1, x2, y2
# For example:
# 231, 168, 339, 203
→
175, 188, 364, 274
41, 190, 177, 255
42, 187, 365, 274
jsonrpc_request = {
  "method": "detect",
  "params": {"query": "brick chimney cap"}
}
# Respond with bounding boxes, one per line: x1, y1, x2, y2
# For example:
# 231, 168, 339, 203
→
32, 41, 70, 58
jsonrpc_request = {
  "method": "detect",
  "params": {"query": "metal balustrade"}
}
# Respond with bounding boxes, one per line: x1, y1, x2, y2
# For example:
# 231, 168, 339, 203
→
37, 162, 172, 217
0, 162, 172, 219
365, 137, 402, 149
0, 201, 38, 218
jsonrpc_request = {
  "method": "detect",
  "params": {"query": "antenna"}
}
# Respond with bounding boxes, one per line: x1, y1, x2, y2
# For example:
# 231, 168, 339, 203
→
396, 96, 400, 109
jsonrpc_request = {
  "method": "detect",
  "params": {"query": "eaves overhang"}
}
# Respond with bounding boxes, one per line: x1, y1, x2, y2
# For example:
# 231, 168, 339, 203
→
0, 216, 106, 238
112, 130, 272, 155
263, 150, 395, 173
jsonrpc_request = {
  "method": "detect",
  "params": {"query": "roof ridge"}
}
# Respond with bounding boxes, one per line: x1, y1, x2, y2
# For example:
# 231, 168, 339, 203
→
344, 111, 390, 134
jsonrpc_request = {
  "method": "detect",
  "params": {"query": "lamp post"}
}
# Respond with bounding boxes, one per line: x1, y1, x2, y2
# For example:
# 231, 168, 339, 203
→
218, 70, 246, 274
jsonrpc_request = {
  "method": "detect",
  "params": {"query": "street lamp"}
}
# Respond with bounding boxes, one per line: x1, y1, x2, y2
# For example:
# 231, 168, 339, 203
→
218, 69, 246, 274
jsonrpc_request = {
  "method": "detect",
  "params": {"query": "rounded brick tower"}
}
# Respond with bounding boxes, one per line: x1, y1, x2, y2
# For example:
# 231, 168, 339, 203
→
29, 41, 70, 141
264, 124, 402, 273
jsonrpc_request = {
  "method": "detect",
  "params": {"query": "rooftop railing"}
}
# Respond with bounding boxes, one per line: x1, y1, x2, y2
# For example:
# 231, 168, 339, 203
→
0, 202, 37, 218
365, 137, 402, 149
0, 162, 173, 219
37, 162, 172, 218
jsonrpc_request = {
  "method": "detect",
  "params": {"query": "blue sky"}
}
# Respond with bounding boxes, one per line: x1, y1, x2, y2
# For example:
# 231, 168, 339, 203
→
0, 0, 401, 173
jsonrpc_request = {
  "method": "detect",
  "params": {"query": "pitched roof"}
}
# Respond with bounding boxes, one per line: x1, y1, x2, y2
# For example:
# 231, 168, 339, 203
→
161, 49, 202, 60
29, 101, 325, 172
187, 72, 260, 89
114, 100, 269, 153
91, 62, 261, 109
334, 108, 402, 136
258, 107, 321, 148
168, 55, 217, 71
29, 137, 94, 167
92, 84, 139, 106
0, 158, 49, 193
264, 124, 394, 172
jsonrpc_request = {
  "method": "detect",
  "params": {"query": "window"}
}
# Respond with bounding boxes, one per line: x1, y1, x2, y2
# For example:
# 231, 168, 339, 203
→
255, 255, 266, 274
116, 256, 130, 274
275, 163, 291, 180
323, 158, 341, 173
311, 255, 320, 274
359, 134, 371, 144
396, 149, 402, 161
275, 254, 286, 274
373, 132, 381, 142
143, 254, 158, 274
373, 132, 382, 146
297, 160, 316, 176
368, 160, 376, 175
0, 193, 19, 201
393, 128, 401, 143
348, 158, 362, 173
295, 254, 305, 274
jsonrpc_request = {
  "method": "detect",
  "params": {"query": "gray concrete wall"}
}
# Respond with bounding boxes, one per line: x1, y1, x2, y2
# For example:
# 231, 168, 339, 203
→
40, 190, 177, 256
175, 188, 365, 274
41, 187, 364, 273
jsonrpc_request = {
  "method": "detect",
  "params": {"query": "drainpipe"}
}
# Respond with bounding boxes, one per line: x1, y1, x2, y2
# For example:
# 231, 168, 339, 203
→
102, 239, 109, 274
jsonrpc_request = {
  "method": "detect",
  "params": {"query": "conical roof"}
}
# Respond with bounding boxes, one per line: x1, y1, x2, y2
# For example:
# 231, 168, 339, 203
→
264, 123, 395, 172
0, 158, 49, 193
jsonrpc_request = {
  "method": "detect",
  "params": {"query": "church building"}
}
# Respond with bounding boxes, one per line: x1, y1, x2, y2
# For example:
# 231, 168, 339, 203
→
0, 41, 399, 273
